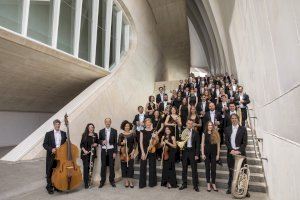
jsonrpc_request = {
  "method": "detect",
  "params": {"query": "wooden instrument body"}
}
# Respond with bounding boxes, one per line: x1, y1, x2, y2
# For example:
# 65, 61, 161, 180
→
51, 142, 82, 191
119, 145, 130, 162
148, 135, 159, 153
162, 145, 169, 160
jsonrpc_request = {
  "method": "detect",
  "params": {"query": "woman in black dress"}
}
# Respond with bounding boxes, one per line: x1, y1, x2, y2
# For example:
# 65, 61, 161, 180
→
160, 126, 177, 189
80, 123, 98, 188
139, 118, 158, 188
179, 98, 189, 129
188, 88, 198, 106
189, 105, 201, 133
172, 92, 182, 109
145, 95, 156, 119
152, 110, 164, 160
118, 120, 137, 188
201, 121, 220, 192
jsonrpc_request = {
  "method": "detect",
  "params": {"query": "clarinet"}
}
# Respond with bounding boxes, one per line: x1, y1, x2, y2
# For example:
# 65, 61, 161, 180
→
88, 135, 96, 187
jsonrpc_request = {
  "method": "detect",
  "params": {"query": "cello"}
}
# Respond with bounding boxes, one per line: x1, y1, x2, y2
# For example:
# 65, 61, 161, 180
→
51, 114, 82, 191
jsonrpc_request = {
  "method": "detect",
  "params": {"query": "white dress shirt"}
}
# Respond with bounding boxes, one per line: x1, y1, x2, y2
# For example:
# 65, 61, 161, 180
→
232, 84, 237, 92
231, 125, 239, 150
239, 93, 245, 108
137, 114, 145, 131
202, 102, 206, 110
54, 130, 62, 148
103, 128, 114, 149
230, 110, 236, 115
210, 110, 216, 124
187, 129, 192, 148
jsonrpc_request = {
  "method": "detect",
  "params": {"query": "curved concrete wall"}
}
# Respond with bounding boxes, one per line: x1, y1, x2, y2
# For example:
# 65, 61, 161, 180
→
203, 0, 300, 199
2, 0, 164, 181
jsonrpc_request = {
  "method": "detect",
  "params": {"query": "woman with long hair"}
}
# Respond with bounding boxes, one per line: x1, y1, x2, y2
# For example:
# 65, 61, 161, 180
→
160, 126, 177, 189
152, 110, 164, 161
179, 98, 189, 129
145, 95, 156, 119
80, 123, 98, 188
118, 120, 137, 188
201, 121, 221, 192
188, 106, 201, 133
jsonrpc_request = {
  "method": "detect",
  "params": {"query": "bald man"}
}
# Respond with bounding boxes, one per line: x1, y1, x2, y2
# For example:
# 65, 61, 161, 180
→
98, 118, 118, 188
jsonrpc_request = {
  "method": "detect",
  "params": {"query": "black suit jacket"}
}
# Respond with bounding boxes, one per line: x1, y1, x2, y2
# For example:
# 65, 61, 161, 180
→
98, 128, 118, 153
216, 102, 229, 114
80, 132, 99, 159
203, 110, 222, 127
183, 129, 200, 157
224, 126, 247, 156
234, 93, 250, 107
156, 93, 166, 104
196, 101, 209, 115
158, 101, 171, 112
43, 130, 67, 174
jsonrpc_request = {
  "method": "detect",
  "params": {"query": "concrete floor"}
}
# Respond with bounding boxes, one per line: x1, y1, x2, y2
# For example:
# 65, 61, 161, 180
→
0, 158, 269, 200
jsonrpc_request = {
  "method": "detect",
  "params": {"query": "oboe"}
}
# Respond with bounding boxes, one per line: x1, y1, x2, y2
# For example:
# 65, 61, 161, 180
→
88, 135, 96, 187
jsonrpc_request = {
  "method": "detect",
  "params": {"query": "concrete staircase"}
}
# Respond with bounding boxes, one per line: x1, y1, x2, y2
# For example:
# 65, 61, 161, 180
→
133, 129, 267, 193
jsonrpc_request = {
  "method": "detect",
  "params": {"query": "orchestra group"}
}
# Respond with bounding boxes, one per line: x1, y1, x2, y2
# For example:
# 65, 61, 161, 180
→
43, 73, 251, 198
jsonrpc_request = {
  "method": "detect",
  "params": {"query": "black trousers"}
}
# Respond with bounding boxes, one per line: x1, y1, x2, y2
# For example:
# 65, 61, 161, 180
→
100, 149, 115, 183
139, 152, 157, 188
241, 108, 247, 127
181, 148, 198, 187
121, 159, 134, 178
227, 153, 247, 189
204, 153, 217, 184
46, 158, 57, 189
82, 157, 94, 186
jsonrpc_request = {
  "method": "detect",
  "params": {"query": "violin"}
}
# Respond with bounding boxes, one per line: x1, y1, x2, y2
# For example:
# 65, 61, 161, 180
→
119, 135, 130, 166
51, 114, 82, 191
146, 131, 159, 156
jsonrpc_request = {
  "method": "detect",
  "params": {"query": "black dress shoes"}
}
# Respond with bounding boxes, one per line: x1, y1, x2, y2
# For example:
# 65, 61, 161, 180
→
98, 182, 105, 188
194, 186, 199, 192
110, 182, 116, 187
246, 192, 251, 198
179, 185, 187, 190
46, 187, 54, 195
226, 189, 231, 194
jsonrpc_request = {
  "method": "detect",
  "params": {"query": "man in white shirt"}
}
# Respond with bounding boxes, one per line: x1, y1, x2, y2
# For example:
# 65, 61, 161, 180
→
224, 114, 249, 197
99, 118, 118, 188
234, 86, 250, 126
43, 119, 67, 194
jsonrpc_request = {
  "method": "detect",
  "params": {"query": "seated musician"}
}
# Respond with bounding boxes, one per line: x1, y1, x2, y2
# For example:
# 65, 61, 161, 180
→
80, 123, 98, 188
42, 119, 67, 194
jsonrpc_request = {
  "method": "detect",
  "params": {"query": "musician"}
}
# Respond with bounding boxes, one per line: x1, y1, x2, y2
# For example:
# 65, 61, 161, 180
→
224, 103, 237, 127
152, 110, 164, 160
216, 94, 229, 144
156, 87, 165, 104
172, 92, 182, 109
145, 96, 156, 119
201, 121, 220, 192
118, 120, 137, 188
232, 79, 238, 92
42, 119, 67, 194
179, 119, 200, 192
188, 88, 198, 106
188, 106, 201, 133
182, 87, 190, 98
158, 94, 171, 113
179, 98, 189, 129
139, 118, 158, 188
80, 123, 98, 188
226, 84, 236, 102
133, 106, 146, 160
224, 114, 250, 197
203, 102, 222, 130
160, 126, 178, 188
98, 118, 118, 188
234, 86, 250, 126
196, 94, 209, 118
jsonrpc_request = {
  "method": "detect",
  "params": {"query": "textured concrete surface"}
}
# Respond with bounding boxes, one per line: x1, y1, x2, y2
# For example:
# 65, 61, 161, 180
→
0, 159, 269, 200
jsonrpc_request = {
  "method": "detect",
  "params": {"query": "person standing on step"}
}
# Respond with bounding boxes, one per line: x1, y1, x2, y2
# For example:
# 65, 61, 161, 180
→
43, 119, 67, 194
224, 114, 250, 197
98, 118, 118, 188
201, 121, 220, 192
234, 86, 250, 127
179, 119, 200, 192
139, 118, 158, 188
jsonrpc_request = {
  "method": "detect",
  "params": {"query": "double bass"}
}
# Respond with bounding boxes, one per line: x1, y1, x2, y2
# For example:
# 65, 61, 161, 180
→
51, 114, 82, 191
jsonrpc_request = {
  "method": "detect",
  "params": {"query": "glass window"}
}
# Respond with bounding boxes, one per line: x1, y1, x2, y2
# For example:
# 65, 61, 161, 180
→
57, 0, 75, 54
95, 0, 105, 67
78, 0, 92, 61
109, 6, 117, 67
0, 0, 23, 33
120, 21, 126, 54
27, 0, 53, 45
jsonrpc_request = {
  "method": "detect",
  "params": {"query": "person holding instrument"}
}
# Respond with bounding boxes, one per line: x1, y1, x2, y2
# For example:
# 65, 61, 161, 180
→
98, 118, 118, 188
139, 118, 158, 188
152, 110, 164, 161
43, 119, 67, 194
118, 120, 137, 188
80, 123, 98, 189
160, 126, 177, 189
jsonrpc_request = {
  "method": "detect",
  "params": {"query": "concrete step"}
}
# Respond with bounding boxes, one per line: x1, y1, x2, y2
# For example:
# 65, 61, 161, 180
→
133, 171, 267, 193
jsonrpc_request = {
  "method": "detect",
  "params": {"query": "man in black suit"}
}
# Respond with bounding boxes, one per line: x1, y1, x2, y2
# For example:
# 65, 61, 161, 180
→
224, 103, 237, 127
203, 102, 222, 130
196, 95, 209, 116
98, 118, 118, 188
234, 86, 250, 126
216, 94, 230, 144
179, 119, 200, 192
158, 94, 171, 113
156, 87, 165, 104
224, 114, 250, 197
43, 119, 67, 194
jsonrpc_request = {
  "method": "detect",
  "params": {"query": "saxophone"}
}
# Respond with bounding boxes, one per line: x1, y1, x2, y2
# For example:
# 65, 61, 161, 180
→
176, 128, 191, 150
231, 154, 250, 198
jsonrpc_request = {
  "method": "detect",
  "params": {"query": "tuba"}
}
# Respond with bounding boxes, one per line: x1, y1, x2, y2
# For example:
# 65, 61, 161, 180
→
176, 128, 191, 150
231, 154, 250, 198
